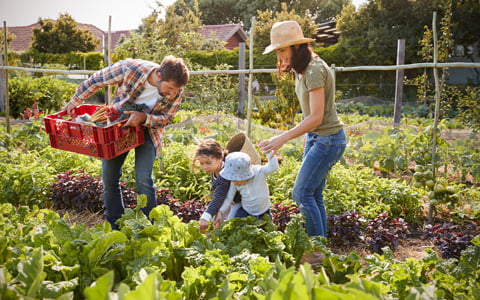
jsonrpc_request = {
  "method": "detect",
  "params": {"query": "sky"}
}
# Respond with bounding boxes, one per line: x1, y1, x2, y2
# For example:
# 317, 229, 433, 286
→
0, 0, 176, 31
0, 0, 367, 32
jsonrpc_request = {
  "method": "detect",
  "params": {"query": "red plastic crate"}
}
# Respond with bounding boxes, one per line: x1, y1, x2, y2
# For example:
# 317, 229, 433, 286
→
44, 104, 145, 159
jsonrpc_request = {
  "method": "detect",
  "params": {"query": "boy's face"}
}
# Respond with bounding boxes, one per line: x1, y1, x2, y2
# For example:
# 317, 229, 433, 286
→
232, 180, 248, 186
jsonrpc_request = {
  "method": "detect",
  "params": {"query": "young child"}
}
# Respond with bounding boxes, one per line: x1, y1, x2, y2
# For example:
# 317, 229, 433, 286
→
214, 151, 279, 227
194, 139, 241, 233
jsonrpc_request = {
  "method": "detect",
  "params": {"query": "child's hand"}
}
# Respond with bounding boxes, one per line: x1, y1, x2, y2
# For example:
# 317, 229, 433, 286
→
199, 218, 209, 234
213, 211, 223, 228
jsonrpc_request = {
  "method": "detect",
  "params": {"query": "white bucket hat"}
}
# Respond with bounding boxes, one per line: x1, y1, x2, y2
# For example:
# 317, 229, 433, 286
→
263, 20, 315, 54
220, 152, 254, 181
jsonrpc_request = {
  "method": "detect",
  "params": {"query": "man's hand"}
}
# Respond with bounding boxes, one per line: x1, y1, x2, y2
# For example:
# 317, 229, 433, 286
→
199, 218, 209, 234
123, 111, 147, 127
62, 102, 77, 117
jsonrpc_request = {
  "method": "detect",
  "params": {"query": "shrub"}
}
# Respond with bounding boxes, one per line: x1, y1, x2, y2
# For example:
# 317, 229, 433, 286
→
8, 76, 78, 118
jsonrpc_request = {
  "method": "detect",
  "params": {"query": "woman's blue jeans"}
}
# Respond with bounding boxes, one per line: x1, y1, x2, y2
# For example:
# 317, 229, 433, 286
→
102, 129, 156, 230
292, 129, 346, 237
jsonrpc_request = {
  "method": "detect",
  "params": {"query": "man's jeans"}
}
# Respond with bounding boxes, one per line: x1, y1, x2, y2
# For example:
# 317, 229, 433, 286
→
102, 129, 156, 230
292, 129, 347, 237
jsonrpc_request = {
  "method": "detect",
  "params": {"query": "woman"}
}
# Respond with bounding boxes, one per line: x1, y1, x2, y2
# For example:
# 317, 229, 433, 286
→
258, 20, 347, 264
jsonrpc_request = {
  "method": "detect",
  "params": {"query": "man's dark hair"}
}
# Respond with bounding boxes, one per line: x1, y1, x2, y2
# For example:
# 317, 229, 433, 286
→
157, 55, 190, 87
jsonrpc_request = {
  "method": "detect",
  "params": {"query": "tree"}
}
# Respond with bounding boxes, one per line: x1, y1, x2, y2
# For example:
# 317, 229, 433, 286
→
254, 3, 317, 50
113, 0, 205, 62
336, 0, 442, 66
0, 29, 16, 51
180, 0, 324, 28
31, 13, 99, 54
315, 0, 352, 23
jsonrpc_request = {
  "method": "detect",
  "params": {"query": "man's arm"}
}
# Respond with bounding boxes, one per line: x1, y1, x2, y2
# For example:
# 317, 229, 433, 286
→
63, 61, 127, 115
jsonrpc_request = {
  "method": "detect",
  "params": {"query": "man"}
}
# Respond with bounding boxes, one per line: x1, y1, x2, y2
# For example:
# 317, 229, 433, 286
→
63, 56, 190, 229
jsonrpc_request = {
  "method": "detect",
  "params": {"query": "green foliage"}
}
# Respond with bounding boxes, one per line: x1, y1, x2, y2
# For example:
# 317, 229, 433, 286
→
155, 143, 211, 201
113, 0, 203, 62
181, 0, 323, 29
185, 49, 242, 68
326, 164, 424, 223
254, 3, 318, 51
253, 72, 299, 129
336, 0, 441, 65
20, 50, 104, 70
0, 150, 54, 207
0, 28, 16, 51
183, 64, 239, 115
315, 0, 352, 23
451, 86, 480, 130
8, 76, 78, 118
31, 13, 100, 53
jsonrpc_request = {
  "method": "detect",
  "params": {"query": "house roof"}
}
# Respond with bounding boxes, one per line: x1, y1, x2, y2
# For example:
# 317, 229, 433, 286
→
6, 23, 131, 53
6, 22, 247, 53
315, 20, 340, 46
198, 24, 247, 43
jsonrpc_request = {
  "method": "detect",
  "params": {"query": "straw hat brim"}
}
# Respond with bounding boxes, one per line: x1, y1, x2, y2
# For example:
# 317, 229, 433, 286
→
263, 38, 315, 54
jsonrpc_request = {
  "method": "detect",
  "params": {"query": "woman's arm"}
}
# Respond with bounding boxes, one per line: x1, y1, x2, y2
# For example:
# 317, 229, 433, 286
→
258, 87, 325, 155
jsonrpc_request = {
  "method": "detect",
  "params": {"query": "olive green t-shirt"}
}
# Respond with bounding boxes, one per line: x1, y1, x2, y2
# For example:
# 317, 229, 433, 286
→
295, 56, 343, 136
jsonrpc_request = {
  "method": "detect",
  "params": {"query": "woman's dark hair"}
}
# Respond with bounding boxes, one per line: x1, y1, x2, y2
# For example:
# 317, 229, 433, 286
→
290, 43, 313, 74
277, 43, 313, 76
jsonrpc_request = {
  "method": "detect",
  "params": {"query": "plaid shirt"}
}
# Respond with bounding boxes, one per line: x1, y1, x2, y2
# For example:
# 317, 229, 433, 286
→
69, 58, 183, 157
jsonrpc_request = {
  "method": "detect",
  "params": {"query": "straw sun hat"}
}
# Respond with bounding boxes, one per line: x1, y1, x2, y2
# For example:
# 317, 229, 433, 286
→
263, 20, 315, 54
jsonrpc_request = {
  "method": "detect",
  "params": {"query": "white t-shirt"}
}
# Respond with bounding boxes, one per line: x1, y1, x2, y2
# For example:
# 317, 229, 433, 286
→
135, 80, 159, 112
219, 153, 279, 217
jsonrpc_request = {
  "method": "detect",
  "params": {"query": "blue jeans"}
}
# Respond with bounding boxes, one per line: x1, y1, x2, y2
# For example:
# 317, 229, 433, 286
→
234, 206, 272, 219
292, 129, 346, 237
102, 129, 156, 230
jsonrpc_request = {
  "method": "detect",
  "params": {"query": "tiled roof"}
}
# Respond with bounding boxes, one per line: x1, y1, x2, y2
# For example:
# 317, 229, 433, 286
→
315, 21, 340, 46
6, 22, 132, 53
6, 22, 247, 53
198, 24, 247, 44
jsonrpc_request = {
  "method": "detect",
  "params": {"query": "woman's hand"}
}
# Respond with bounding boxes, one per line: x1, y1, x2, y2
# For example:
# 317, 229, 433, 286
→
258, 135, 286, 156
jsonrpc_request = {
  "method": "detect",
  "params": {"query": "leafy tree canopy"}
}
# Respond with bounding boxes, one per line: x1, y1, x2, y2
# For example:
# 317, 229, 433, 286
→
315, 0, 352, 23
1, 29, 16, 51
336, 0, 444, 66
114, 0, 205, 62
180, 0, 328, 28
31, 13, 99, 54
254, 3, 317, 51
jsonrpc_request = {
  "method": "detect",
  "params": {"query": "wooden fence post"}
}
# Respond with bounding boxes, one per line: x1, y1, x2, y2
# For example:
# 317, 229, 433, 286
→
238, 42, 246, 118
394, 39, 405, 126
246, 18, 255, 138
428, 12, 441, 224
2, 21, 10, 134
0, 45, 5, 112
